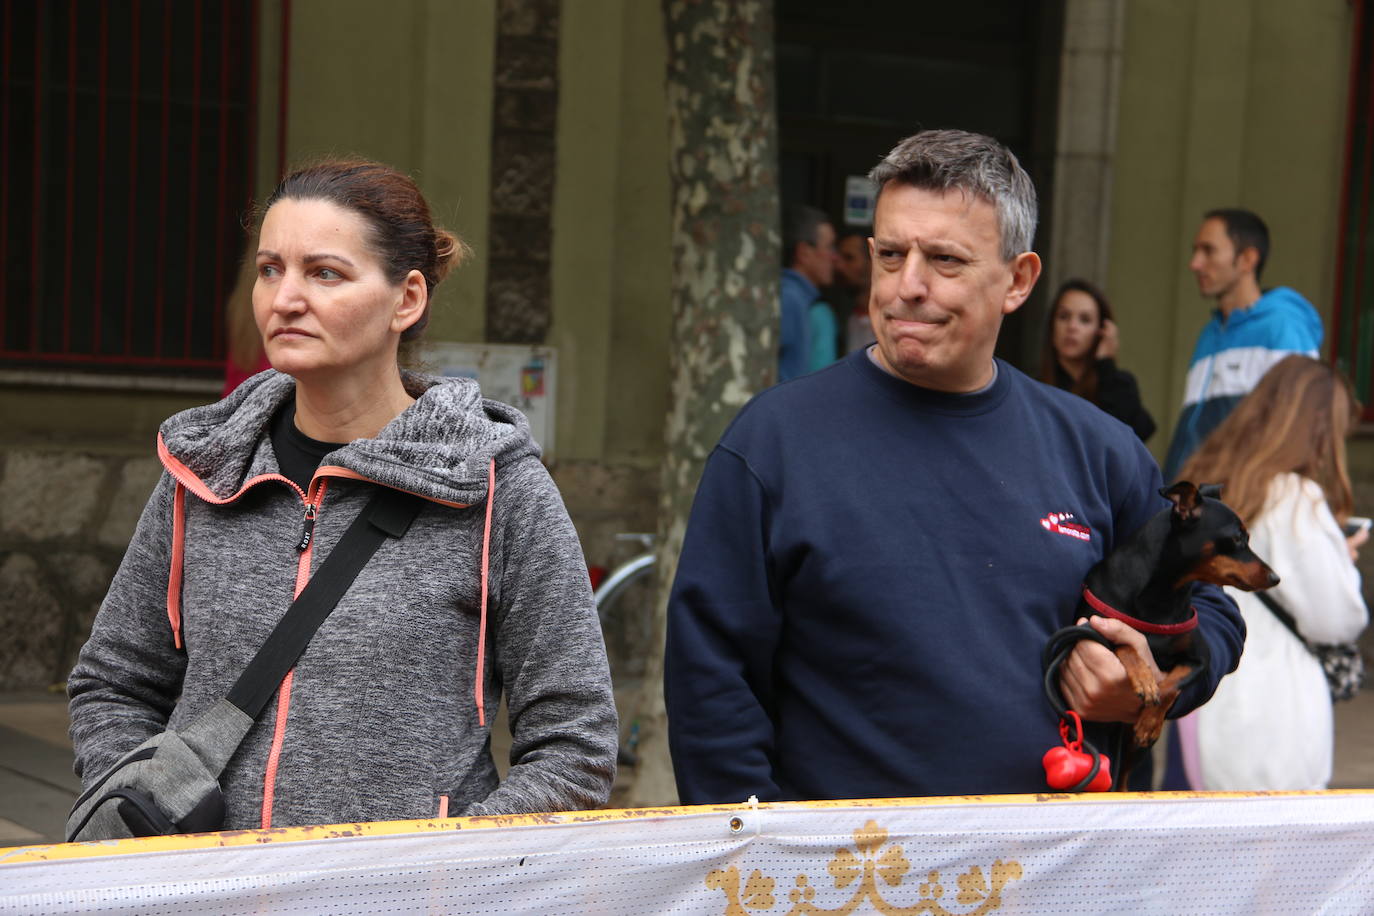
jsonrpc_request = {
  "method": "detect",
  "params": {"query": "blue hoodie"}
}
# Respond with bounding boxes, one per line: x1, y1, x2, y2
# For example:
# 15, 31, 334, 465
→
779, 268, 817, 382
1163, 286, 1322, 480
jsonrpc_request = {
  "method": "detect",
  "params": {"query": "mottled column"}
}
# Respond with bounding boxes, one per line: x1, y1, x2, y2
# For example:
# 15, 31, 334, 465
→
485, 0, 560, 343
626, 0, 781, 806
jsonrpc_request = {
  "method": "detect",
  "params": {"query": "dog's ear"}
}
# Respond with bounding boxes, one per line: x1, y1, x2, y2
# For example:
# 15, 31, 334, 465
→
1199, 483, 1223, 501
1160, 481, 1204, 527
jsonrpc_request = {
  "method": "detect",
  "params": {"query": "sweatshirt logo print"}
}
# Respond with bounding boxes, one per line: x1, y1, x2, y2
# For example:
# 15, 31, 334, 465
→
1041, 512, 1090, 541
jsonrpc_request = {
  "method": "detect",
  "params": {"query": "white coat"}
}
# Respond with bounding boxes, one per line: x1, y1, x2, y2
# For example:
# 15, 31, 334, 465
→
1187, 473, 1367, 790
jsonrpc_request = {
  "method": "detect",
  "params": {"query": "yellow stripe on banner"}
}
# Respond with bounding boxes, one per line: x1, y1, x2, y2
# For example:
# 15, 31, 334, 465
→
5, 789, 1373, 865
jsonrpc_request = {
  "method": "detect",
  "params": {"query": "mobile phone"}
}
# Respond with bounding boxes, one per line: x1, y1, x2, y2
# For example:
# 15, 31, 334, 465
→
1343, 516, 1372, 537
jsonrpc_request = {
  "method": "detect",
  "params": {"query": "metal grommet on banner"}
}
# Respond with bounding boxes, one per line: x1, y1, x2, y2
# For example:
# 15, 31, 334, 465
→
729, 795, 762, 836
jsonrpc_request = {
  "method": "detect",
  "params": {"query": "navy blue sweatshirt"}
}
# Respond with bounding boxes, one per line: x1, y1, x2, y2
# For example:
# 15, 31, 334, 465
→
665, 349, 1244, 803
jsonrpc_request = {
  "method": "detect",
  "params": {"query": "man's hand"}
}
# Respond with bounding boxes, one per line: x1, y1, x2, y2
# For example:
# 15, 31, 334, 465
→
1057, 616, 1161, 723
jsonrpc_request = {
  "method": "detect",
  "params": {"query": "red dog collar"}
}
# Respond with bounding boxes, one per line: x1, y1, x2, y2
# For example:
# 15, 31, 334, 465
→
1081, 586, 1199, 635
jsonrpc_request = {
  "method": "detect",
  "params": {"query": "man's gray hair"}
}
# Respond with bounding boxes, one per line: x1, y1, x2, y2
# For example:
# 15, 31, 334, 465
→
867, 130, 1038, 261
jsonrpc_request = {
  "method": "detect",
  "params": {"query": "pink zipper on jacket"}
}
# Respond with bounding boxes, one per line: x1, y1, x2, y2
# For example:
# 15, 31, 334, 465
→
157, 433, 323, 828
157, 435, 499, 825
159, 434, 310, 652
260, 476, 327, 828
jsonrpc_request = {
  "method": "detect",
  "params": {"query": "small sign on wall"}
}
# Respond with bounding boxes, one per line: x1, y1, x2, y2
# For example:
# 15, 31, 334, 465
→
421, 342, 558, 463
843, 175, 876, 227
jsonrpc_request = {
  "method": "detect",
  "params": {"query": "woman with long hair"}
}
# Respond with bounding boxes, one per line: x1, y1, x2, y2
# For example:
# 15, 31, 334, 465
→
1176, 355, 1368, 789
69, 158, 618, 832
1038, 278, 1155, 441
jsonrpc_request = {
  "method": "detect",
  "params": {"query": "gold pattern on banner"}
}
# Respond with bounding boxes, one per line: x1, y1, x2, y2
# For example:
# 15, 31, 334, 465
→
706, 820, 1023, 915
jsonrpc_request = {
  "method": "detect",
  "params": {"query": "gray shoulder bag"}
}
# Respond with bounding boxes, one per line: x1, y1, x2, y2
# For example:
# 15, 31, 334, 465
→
66, 486, 424, 842
1256, 590, 1367, 703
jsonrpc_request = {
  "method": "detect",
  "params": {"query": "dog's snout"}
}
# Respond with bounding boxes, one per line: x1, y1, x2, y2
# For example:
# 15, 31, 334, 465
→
1266, 570, 1280, 588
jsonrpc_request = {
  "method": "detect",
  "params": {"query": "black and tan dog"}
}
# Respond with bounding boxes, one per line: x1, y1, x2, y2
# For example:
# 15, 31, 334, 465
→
1043, 481, 1279, 790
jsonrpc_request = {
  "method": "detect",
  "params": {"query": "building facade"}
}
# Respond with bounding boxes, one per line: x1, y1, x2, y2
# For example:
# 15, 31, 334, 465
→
0, 0, 1368, 688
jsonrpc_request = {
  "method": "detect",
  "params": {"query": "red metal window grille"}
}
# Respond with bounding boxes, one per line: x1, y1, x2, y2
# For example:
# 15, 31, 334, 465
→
0, 0, 261, 375
1333, 0, 1374, 416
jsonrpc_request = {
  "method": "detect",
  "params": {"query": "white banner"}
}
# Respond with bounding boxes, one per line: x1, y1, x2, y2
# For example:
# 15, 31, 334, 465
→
3, 792, 1374, 914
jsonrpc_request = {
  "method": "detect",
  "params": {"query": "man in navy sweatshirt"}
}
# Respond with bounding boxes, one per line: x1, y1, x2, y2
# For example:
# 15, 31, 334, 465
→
664, 129, 1244, 802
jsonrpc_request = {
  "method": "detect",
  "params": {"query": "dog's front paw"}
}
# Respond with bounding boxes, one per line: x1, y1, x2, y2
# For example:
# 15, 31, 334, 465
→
1116, 647, 1162, 705
1133, 705, 1166, 748
1134, 673, 1161, 706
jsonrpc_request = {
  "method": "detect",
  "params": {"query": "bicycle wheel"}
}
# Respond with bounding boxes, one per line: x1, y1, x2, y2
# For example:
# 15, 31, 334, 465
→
593, 552, 656, 686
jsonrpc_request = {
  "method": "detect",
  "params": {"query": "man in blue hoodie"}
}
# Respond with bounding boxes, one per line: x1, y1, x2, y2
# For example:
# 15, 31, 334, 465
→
779, 204, 839, 381
664, 130, 1243, 803
1161, 209, 1323, 480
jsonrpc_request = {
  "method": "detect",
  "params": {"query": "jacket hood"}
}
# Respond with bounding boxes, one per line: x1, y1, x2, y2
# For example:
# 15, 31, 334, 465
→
1225, 286, 1323, 339
160, 369, 539, 505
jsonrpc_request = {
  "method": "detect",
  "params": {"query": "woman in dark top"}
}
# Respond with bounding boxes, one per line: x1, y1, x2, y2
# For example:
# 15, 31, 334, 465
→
1038, 278, 1156, 442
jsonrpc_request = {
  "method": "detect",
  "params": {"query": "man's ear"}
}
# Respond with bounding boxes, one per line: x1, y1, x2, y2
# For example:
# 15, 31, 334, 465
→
1236, 245, 1260, 276
391, 269, 428, 334
1002, 251, 1041, 315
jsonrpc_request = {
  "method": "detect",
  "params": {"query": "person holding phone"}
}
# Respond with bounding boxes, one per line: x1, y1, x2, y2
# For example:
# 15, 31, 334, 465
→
1038, 279, 1155, 441
1175, 355, 1369, 790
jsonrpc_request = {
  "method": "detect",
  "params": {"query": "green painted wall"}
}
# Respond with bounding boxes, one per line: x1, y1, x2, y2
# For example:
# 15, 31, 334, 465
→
286, 0, 671, 465
1108, 0, 1354, 461
551, 0, 672, 463
22, 2, 1354, 476
5, 2, 671, 467
284, 0, 494, 346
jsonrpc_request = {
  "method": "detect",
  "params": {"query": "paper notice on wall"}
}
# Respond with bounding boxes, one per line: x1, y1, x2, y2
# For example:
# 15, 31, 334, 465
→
420, 342, 557, 462
843, 175, 876, 227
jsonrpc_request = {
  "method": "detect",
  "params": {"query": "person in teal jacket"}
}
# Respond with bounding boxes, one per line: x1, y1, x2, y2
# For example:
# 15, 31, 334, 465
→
779, 204, 839, 380
1162, 209, 1323, 481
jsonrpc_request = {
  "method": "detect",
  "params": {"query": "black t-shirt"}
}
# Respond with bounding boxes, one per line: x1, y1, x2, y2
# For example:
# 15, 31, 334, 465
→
270, 400, 347, 492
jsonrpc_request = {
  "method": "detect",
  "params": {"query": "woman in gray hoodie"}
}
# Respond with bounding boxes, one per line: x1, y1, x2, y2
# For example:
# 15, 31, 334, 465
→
68, 159, 618, 829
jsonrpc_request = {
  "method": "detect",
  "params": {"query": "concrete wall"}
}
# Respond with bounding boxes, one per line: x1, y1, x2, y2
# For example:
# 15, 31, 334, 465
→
548, 0, 672, 573
553, 0, 672, 465
0, 451, 163, 689
1045, 0, 1125, 304
1105, 0, 1374, 646
1107, 0, 1354, 461
0, 6, 294, 687
12, 2, 1363, 688
0, 1, 672, 688
286, 0, 670, 574
284, 0, 495, 345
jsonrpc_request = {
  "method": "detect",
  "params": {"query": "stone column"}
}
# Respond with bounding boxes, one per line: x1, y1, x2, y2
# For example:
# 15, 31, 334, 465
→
485, 0, 561, 343
1045, 0, 1126, 298
624, 0, 781, 806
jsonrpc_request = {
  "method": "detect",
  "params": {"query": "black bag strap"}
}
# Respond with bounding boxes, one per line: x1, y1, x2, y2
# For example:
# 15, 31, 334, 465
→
225, 486, 424, 719
1254, 590, 1314, 653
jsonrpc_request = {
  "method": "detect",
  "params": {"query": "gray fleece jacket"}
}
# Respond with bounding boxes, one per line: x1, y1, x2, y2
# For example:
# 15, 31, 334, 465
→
68, 370, 617, 828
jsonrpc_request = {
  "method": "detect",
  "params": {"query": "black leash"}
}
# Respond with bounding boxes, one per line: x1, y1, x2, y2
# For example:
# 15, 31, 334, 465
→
1041, 624, 1119, 792
1041, 622, 1208, 792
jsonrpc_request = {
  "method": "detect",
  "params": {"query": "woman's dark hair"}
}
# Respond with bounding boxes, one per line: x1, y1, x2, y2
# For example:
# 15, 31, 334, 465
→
260, 158, 468, 342
1038, 278, 1114, 403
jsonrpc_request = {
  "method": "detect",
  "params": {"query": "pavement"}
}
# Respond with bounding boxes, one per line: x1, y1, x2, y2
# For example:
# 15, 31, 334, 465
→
4, 685, 1374, 849
0, 688, 79, 848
